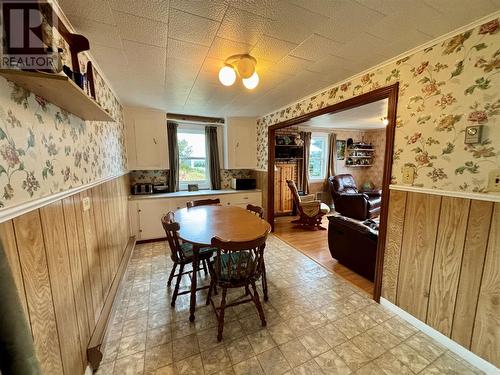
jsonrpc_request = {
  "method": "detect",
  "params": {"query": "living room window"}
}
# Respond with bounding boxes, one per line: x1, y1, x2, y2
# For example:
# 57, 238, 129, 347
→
178, 128, 210, 189
309, 134, 328, 180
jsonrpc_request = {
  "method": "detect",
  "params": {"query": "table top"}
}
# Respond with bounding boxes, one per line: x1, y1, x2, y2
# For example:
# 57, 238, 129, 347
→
175, 205, 271, 246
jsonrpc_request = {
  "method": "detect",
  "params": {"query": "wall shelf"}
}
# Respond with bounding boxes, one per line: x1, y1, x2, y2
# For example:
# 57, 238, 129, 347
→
0, 69, 114, 122
348, 148, 374, 152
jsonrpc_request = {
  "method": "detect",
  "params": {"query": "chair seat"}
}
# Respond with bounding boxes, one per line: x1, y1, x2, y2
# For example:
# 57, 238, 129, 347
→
216, 252, 254, 282
320, 203, 330, 214
180, 242, 215, 259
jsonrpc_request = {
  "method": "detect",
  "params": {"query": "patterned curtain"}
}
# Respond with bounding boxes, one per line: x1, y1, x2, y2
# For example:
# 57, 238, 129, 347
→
205, 126, 221, 190
327, 133, 336, 177
299, 131, 311, 194
167, 121, 179, 192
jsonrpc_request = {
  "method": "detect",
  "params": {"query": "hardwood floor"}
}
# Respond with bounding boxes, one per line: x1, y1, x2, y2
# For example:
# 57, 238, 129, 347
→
273, 214, 374, 295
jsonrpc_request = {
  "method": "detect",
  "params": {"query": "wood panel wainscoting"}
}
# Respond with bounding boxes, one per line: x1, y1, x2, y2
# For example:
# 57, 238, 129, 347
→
382, 189, 500, 367
0, 175, 134, 374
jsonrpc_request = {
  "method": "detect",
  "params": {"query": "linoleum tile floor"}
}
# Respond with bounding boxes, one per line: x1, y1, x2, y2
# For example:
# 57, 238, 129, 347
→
96, 235, 483, 375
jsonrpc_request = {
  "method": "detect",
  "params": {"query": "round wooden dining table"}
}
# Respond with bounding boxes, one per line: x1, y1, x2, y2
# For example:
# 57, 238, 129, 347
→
174, 205, 271, 321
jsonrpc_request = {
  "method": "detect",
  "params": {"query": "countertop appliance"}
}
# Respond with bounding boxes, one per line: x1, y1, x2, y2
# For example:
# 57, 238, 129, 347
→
153, 184, 169, 194
132, 183, 153, 195
231, 178, 256, 190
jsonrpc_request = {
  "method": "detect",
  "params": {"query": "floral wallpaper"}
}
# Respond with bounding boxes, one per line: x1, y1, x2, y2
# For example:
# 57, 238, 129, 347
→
220, 169, 254, 189
257, 17, 500, 193
0, 65, 127, 209
130, 170, 168, 186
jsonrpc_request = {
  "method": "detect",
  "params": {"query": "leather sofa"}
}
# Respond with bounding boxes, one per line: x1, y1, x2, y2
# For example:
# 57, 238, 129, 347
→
327, 215, 377, 281
328, 174, 381, 221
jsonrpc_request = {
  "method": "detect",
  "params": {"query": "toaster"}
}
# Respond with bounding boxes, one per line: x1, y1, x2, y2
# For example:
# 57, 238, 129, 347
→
132, 183, 153, 195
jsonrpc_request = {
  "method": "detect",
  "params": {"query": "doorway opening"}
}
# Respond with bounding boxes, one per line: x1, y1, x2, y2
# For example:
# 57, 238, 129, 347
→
267, 83, 399, 301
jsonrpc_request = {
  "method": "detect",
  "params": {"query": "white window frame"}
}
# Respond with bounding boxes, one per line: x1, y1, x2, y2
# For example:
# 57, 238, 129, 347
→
178, 126, 211, 190
308, 133, 329, 181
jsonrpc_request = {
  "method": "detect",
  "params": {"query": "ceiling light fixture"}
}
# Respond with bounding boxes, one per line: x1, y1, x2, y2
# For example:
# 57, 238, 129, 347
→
382, 117, 389, 126
218, 54, 259, 89
218, 65, 236, 86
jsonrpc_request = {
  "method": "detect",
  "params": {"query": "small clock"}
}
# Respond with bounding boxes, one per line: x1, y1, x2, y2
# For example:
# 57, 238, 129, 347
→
465, 125, 482, 144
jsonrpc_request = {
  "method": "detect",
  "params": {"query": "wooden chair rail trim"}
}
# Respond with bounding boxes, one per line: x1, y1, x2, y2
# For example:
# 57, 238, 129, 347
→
87, 236, 136, 371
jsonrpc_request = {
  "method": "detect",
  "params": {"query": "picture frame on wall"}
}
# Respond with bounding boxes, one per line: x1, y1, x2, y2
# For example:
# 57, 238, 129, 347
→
336, 140, 346, 160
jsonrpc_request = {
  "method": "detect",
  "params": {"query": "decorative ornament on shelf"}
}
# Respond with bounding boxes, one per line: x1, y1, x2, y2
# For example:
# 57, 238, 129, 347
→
218, 54, 260, 89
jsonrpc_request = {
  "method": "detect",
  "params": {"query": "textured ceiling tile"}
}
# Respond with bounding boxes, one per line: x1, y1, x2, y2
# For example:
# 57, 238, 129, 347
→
108, 0, 170, 22
306, 54, 350, 75
315, 1, 387, 43
251, 35, 297, 63
91, 45, 128, 71
289, 0, 336, 18
123, 40, 166, 83
266, 2, 328, 44
61, 0, 500, 116
166, 57, 201, 88
67, 16, 123, 48
168, 9, 219, 47
114, 10, 168, 47
356, 0, 411, 16
265, 18, 315, 44
269, 55, 311, 75
290, 34, 343, 62
170, 0, 228, 21
208, 37, 253, 60
217, 6, 272, 46
58, 0, 114, 24
230, 0, 279, 19
418, 1, 498, 37
167, 38, 209, 62
334, 33, 388, 63
386, 29, 433, 56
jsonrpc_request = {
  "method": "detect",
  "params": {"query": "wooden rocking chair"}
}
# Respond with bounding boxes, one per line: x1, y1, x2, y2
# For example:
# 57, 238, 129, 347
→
286, 180, 329, 230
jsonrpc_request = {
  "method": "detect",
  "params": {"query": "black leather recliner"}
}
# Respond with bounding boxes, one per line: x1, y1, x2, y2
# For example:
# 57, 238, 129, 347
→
328, 174, 381, 221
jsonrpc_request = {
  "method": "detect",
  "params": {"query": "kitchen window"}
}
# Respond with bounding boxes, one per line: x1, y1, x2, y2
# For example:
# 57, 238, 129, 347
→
178, 128, 210, 189
309, 134, 328, 180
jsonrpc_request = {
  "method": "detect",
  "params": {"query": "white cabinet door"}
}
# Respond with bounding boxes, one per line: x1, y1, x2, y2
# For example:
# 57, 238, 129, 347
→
137, 199, 172, 240
224, 117, 257, 169
124, 107, 168, 170
223, 192, 262, 207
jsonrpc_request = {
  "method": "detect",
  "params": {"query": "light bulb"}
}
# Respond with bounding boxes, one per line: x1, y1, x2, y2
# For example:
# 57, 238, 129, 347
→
242, 71, 259, 89
218, 66, 236, 86
382, 118, 389, 126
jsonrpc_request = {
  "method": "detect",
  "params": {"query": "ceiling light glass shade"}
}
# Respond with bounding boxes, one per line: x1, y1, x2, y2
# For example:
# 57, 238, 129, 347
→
237, 56, 255, 78
242, 72, 259, 89
218, 66, 236, 86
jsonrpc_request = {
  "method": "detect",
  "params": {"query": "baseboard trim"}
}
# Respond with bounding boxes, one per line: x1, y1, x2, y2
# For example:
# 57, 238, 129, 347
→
380, 298, 499, 375
87, 236, 136, 371
136, 237, 166, 244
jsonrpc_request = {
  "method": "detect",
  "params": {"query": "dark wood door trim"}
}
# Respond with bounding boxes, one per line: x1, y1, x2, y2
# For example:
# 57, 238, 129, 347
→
266, 82, 399, 302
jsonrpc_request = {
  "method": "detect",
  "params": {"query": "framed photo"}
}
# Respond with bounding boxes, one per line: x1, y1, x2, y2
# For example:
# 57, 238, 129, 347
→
336, 140, 346, 160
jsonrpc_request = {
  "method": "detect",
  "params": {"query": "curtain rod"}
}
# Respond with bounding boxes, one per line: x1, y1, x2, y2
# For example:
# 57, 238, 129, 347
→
167, 113, 225, 125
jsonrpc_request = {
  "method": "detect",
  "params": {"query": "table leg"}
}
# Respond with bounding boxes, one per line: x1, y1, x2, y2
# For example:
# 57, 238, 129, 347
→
189, 250, 199, 322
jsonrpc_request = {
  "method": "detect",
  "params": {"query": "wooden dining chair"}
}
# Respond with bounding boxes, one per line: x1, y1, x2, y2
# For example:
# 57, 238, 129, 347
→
161, 212, 215, 307
207, 233, 268, 341
245, 204, 268, 301
186, 198, 221, 208
246, 204, 264, 218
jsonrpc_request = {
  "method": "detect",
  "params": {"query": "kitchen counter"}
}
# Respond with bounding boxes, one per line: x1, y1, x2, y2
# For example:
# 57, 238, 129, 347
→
128, 189, 261, 201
